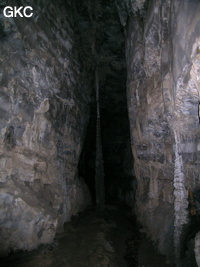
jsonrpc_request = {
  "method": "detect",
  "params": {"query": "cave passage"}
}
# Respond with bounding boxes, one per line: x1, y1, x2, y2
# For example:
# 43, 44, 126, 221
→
78, 65, 136, 207
77, 0, 136, 208
2, 0, 200, 266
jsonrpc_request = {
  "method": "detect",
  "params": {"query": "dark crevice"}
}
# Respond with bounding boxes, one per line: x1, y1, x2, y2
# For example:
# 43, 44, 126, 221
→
76, 0, 136, 208
78, 103, 97, 205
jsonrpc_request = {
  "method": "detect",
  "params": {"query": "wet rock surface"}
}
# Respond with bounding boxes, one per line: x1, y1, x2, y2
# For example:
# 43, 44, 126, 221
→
0, 0, 91, 255
123, 0, 200, 261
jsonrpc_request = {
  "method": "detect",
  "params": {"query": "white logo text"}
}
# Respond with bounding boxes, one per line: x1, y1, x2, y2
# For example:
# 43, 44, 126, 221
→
3, 6, 33, 18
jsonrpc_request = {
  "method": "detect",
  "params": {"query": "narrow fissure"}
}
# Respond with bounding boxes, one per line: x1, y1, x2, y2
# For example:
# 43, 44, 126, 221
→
76, 0, 136, 210
78, 103, 96, 205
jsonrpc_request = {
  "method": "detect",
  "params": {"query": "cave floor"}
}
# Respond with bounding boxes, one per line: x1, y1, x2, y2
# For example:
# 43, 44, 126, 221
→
1, 206, 174, 267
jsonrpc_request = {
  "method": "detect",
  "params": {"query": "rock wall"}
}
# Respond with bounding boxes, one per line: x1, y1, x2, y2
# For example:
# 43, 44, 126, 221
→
0, 0, 91, 255
123, 0, 200, 261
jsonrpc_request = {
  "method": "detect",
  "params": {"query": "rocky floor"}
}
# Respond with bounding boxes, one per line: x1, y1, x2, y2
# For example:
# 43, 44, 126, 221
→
1, 206, 174, 267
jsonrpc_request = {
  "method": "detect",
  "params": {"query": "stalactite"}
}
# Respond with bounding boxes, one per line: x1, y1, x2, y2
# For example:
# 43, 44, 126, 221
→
95, 67, 105, 211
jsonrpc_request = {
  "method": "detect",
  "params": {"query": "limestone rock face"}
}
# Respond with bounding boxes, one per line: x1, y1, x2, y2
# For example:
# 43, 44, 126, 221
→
124, 0, 200, 260
195, 231, 200, 267
0, 1, 91, 255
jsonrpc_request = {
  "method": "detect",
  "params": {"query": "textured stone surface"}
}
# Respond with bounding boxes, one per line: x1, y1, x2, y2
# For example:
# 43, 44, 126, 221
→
195, 231, 200, 267
0, 0, 91, 255
124, 0, 200, 262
